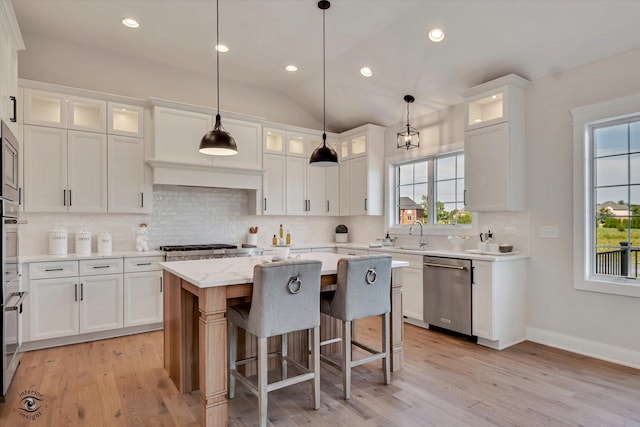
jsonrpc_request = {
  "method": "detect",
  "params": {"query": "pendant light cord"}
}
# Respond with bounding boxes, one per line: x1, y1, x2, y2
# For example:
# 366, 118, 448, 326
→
322, 6, 327, 144
216, 0, 220, 118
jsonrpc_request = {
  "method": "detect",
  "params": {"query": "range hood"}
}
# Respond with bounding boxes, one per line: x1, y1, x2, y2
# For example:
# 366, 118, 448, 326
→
147, 159, 264, 190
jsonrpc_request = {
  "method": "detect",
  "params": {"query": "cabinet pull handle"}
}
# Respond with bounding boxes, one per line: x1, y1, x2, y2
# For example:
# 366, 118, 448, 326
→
74, 284, 78, 301
92, 265, 110, 269
364, 198, 368, 211
80, 283, 84, 301
264, 197, 267, 211
471, 266, 475, 284
141, 192, 144, 208
45, 268, 64, 272
69, 189, 72, 206
136, 262, 151, 266
63, 189, 66, 206
307, 200, 310, 211
160, 277, 163, 293
463, 189, 466, 206
10, 96, 16, 122
327, 200, 330, 212
18, 187, 22, 206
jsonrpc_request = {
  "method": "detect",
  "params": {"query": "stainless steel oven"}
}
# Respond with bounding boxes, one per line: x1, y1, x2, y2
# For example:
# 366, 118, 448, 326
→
0, 120, 23, 402
0, 121, 20, 204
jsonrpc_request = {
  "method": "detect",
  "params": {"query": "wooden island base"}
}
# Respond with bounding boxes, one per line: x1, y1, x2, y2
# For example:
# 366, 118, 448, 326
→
163, 269, 404, 426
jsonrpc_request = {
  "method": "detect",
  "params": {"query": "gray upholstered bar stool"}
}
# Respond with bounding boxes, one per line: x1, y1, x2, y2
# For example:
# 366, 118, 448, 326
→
227, 260, 322, 427
319, 254, 392, 400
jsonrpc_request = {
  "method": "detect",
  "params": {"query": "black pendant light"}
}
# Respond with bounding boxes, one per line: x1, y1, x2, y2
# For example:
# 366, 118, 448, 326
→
309, 0, 339, 167
397, 95, 420, 150
199, 0, 237, 156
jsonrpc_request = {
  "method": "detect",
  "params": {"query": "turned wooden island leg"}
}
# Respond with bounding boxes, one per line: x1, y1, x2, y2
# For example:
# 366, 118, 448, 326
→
198, 286, 229, 426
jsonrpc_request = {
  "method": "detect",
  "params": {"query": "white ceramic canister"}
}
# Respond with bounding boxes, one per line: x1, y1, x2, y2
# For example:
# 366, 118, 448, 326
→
49, 227, 68, 255
75, 231, 92, 255
97, 232, 112, 255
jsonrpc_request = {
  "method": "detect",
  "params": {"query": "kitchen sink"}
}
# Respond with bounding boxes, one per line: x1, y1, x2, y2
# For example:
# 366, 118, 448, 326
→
398, 246, 431, 252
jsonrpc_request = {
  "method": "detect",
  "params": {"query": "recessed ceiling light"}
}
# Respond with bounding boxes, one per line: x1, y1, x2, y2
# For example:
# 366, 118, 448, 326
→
285, 65, 298, 72
215, 44, 229, 53
360, 66, 373, 77
121, 18, 139, 28
428, 28, 445, 42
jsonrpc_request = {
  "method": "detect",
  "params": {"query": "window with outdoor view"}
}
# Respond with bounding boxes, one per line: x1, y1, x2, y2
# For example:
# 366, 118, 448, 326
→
396, 152, 471, 226
593, 117, 640, 280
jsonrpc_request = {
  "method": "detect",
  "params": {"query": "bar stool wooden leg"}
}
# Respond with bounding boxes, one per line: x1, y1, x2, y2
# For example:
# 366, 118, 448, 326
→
382, 312, 391, 385
342, 320, 352, 400
311, 326, 321, 409
281, 333, 288, 380
258, 337, 268, 427
228, 320, 237, 399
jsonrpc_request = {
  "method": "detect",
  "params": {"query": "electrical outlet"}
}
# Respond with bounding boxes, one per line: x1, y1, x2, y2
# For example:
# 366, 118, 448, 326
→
505, 227, 517, 235
540, 225, 559, 238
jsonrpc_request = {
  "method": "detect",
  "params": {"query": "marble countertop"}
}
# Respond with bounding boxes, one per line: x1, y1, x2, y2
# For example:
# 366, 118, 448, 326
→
335, 243, 529, 261
160, 251, 409, 289
21, 250, 164, 263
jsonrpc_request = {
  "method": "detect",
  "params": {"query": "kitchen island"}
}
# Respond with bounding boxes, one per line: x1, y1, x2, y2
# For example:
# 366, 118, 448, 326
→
160, 252, 408, 427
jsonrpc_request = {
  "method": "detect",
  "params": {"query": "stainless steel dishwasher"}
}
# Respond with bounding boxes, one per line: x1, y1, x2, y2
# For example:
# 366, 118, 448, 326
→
423, 256, 473, 336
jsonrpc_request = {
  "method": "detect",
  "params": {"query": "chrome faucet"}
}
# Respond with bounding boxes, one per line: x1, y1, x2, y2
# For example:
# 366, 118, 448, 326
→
409, 220, 427, 248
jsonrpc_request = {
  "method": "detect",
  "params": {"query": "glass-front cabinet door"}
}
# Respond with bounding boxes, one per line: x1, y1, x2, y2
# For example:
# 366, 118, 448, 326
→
68, 96, 107, 133
108, 103, 143, 137
286, 133, 307, 157
263, 128, 285, 154
350, 133, 367, 158
465, 86, 509, 130
338, 138, 350, 160
24, 89, 68, 128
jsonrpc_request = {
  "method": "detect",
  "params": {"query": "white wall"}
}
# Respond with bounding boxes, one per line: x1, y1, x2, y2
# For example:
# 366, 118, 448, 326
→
525, 47, 640, 361
18, 33, 323, 130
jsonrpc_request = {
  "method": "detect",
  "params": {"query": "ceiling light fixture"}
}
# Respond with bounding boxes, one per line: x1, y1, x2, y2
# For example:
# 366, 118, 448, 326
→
397, 95, 420, 150
214, 44, 229, 53
360, 66, 373, 77
285, 65, 298, 72
309, 0, 338, 167
428, 28, 445, 42
199, 0, 237, 156
121, 18, 139, 28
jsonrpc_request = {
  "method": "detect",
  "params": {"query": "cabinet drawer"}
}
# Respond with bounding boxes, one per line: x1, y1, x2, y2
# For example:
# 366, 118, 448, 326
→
79, 258, 123, 275
124, 256, 165, 272
391, 253, 423, 269
29, 261, 79, 279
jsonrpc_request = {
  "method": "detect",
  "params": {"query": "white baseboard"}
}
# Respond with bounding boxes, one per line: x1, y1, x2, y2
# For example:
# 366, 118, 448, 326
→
526, 326, 640, 370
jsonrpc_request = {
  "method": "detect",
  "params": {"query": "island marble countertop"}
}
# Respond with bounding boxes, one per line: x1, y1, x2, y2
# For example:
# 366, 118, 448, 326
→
160, 252, 409, 288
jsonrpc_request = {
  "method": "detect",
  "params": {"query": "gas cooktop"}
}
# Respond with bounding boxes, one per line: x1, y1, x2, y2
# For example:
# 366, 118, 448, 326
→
159, 244, 237, 252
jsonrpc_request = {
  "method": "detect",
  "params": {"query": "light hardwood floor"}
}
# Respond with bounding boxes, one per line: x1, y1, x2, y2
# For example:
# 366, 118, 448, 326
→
1, 320, 639, 426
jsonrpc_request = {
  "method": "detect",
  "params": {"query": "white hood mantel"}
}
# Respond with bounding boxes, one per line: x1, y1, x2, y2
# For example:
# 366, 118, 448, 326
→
147, 159, 264, 190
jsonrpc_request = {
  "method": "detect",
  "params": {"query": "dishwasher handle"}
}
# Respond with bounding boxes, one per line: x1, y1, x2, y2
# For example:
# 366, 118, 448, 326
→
423, 262, 466, 271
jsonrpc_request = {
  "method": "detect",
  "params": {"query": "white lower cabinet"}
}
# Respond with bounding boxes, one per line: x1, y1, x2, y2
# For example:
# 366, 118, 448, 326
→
30, 277, 79, 340
390, 253, 423, 322
79, 274, 123, 333
27, 255, 163, 345
124, 271, 163, 327
472, 259, 527, 349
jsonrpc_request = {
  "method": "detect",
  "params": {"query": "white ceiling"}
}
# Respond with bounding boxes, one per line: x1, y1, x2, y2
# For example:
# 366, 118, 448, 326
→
11, 0, 640, 132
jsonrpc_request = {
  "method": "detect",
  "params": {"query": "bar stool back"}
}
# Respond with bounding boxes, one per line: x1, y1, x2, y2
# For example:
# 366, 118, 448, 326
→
228, 259, 322, 427
320, 254, 392, 399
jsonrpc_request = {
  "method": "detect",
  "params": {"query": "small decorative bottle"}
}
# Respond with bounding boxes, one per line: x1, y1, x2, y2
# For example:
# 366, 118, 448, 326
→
272, 234, 278, 245
286, 230, 291, 245
279, 224, 284, 239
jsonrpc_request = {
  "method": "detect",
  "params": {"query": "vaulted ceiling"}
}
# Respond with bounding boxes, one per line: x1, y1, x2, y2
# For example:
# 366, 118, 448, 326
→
12, 0, 640, 132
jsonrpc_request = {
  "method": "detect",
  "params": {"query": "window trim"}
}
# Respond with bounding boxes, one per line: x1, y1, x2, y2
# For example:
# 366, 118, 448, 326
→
572, 93, 640, 298
385, 147, 477, 236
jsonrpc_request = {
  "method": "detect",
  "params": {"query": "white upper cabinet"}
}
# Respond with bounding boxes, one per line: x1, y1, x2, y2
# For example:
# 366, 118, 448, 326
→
462, 74, 529, 211
108, 102, 143, 137
286, 132, 307, 157
68, 96, 107, 133
262, 153, 286, 215
337, 124, 385, 216
263, 128, 285, 154
108, 135, 148, 213
0, 3, 24, 136
286, 156, 308, 215
67, 130, 108, 212
24, 89, 68, 128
